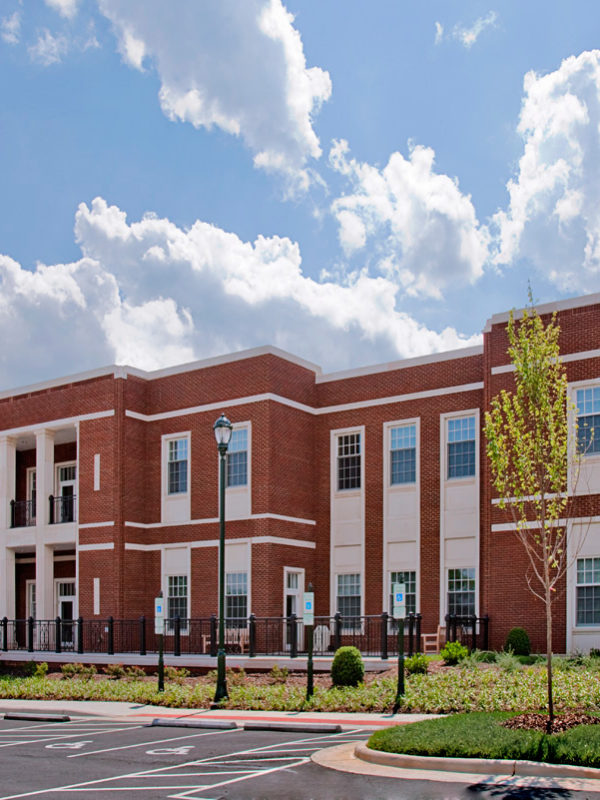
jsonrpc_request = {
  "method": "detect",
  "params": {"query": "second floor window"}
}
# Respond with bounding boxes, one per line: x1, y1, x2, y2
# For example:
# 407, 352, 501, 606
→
577, 387, 600, 455
227, 428, 248, 487
447, 416, 476, 478
168, 438, 188, 494
390, 424, 416, 485
337, 433, 361, 491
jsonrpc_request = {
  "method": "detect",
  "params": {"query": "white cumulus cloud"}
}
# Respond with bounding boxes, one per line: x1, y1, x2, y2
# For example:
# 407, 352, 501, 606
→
44, 0, 79, 19
0, 198, 481, 388
1, 12, 21, 45
329, 140, 490, 299
96, 0, 331, 190
493, 50, 600, 291
453, 11, 497, 49
28, 29, 68, 65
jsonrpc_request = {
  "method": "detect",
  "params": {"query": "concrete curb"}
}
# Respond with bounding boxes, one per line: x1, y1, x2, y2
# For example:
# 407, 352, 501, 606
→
3, 712, 70, 722
355, 743, 600, 780
243, 721, 342, 733
151, 718, 237, 730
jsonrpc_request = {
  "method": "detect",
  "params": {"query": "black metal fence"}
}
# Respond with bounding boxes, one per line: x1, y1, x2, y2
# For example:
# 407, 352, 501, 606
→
0, 613, 489, 659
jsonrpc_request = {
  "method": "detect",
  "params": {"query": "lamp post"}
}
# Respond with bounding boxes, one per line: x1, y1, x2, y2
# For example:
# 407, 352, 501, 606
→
213, 413, 233, 705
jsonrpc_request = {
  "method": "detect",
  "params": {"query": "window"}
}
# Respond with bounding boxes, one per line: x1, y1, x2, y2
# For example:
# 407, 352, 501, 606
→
227, 429, 248, 487
577, 388, 600, 455
447, 416, 476, 478
389, 571, 417, 616
577, 558, 600, 626
337, 573, 361, 629
390, 425, 416, 485
167, 575, 188, 621
447, 568, 476, 616
226, 572, 248, 627
27, 469, 36, 520
337, 433, 361, 491
26, 581, 36, 620
167, 438, 188, 495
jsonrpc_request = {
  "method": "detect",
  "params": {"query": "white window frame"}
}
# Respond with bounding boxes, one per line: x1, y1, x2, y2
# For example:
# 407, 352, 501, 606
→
445, 415, 477, 480
225, 571, 248, 628
161, 432, 191, 523
54, 461, 77, 524
336, 572, 362, 631
26, 467, 36, 521
446, 567, 477, 618
388, 422, 418, 486
26, 579, 36, 620
335, 431, 362, 493
166, 574, 189, 633
165, 437, 189, 496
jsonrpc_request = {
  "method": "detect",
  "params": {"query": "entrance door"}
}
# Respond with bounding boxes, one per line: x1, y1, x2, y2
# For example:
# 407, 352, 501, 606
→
284, 569, 304, 650
56, 581, 76, 648
56, 465, 76, 523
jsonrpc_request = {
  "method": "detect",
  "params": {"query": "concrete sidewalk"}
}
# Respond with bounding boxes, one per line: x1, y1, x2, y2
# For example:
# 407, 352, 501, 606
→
0, 697, 428, 730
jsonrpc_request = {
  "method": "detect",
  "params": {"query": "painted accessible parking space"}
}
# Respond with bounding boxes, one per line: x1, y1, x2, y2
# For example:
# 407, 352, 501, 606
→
0, 717, 367, 799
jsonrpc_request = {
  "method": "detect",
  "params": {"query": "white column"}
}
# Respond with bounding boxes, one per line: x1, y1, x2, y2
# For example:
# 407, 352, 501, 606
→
0, 548, 15, 619
35, 429, 55, 619
35, 429, 54, 527
0, 436, 16, 530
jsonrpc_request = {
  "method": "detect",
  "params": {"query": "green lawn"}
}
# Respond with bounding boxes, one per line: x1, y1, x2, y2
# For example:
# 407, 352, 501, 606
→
368, 712, 600, 768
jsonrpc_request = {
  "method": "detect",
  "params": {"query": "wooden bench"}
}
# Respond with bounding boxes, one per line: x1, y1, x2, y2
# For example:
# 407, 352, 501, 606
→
202, 627, 249, 654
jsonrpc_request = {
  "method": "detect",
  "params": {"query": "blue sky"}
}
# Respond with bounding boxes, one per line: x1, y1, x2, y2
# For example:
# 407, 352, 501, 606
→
1, 1, 599, 387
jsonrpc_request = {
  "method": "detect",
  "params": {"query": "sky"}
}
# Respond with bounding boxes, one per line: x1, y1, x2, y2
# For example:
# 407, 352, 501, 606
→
1, 1, 600, 389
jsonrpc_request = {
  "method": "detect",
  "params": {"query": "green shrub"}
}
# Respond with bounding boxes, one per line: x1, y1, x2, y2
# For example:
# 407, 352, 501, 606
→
125, 666, 146, 680
61, 662, 96, 680
405, 653, 428, 674
440, 641, 468, 666
163, 666, 190, 684
269, 664, 289, 684
504, 627, 531, 656
331, 646, 364, 687
104, 663, 126, 680
496, 650, 522, 672
471, 650, 497, 664
34, 662, 49, 678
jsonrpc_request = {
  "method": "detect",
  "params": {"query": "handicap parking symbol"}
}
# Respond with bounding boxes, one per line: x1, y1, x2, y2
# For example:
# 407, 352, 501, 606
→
146, 746, 195, 755
46, 741, 93, 750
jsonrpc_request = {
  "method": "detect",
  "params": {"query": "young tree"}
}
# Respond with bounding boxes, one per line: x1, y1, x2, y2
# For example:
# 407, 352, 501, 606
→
484, 298, 581, 732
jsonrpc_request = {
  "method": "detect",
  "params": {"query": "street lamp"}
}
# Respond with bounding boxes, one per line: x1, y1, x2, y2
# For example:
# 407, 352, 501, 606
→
213, 413, 233, 704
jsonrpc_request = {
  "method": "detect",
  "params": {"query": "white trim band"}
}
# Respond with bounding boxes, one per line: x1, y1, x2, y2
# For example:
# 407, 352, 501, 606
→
124, 512, 316, 529
78, 542, 115, 551
491, 348, 600, 375
79, 521, 115, 529
0, 410, 114, 438
125, 536, 316, 552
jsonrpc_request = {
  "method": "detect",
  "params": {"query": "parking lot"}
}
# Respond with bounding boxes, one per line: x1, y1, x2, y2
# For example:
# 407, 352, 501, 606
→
0, 715, 373, 799
2, 715, 600, 800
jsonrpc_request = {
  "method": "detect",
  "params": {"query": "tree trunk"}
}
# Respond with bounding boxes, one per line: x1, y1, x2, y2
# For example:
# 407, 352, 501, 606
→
546, 586, 554, 734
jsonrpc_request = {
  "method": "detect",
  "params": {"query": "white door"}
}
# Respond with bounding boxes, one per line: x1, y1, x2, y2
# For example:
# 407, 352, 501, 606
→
284, 569, 304, 650
56, 580, 76, 646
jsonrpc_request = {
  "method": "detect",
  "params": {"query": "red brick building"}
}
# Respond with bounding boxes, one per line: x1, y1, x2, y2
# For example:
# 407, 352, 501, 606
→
1, 292, 599, 653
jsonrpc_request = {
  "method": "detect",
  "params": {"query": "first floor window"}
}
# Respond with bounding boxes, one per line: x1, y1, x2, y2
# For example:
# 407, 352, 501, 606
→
337, 573, 361, 630
227, 428, 248, 487
167, 438, 188, 494
447, 416, 476, 478
389, 570, 417, 617
27, 581, 36, 620
167, 575, 188, 629
577, 558, 600, 626
337, 433, 361, 491
447, 568, 476, 616
577, 388, 600, 455
226, 572, 248, 627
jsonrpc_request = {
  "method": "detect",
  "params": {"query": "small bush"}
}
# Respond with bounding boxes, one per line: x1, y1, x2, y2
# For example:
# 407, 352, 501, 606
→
61, 662, 96, 680
269, 664, 289, 684
34, 662, 49, 678
104, 663, 126, 680
470, 650, 497, 664
504, 627, 531, 656
206, 666, 246, 685
163, 666, 190, 684
496, 650, 522, 672
125, 666, 146, 681
405, 653, 428, 674
590, 648, 600, 659
440, 641, 468, 666
331, 646, 364, 687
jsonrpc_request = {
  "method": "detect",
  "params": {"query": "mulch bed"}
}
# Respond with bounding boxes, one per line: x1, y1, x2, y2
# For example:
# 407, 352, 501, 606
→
503, 711, 600, 733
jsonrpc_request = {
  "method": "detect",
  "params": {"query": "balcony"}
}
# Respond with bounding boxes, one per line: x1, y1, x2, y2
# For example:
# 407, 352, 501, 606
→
49, 494, 76, 524
10, 499, 35, 528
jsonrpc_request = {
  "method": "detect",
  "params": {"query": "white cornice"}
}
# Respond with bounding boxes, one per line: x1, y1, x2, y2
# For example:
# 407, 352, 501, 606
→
316, 345, 483, 384
484, 292, 600, 333
0, 410, 114, 438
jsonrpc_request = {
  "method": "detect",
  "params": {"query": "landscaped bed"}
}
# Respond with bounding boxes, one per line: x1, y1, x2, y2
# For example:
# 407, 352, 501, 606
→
367, 712, 600, 768
1, 654, 600, 714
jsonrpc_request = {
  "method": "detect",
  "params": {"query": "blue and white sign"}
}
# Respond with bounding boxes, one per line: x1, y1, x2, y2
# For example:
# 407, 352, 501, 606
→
303, 592, 315, 626
392, 583, 406, 620
154, 596, 165, 635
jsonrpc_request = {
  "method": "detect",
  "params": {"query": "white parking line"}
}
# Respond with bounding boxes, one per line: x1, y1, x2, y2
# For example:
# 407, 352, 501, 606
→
0, 723, 145, 749
68, 727, 240, 758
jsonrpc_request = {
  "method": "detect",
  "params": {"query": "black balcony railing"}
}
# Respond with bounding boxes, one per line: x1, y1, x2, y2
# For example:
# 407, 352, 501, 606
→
49, 494, 76, 524
10, 499, 35, 528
